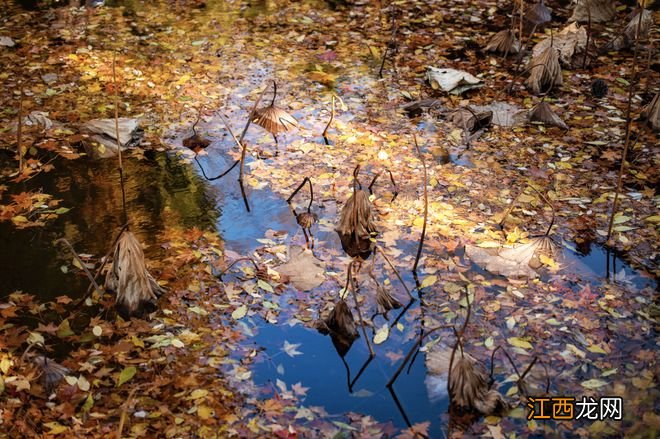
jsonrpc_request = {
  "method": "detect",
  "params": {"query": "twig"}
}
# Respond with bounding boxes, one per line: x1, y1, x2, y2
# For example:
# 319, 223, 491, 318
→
386, 324, 453, 387
498, 189, 523, 232
606, 6, 645, 243
194, 156, 240, 181
368, 169, 398, 201
447, 289, 472, 393
191, 106, 203, 137
583, 2, 592, 69
216, 257, 261, 280
269, 80, 277, 107
412, 134, 428, 276
351, 164, 362, 249
375, 246, 412, 299
379, 21, 398, 78
528, 185, 556, 236
55, 239, 103, 295
193, 85, 267, 212
112, 53, 128, 227
117, 383, 155, 439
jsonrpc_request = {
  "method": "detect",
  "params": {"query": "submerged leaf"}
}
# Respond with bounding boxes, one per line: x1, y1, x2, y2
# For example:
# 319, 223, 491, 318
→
283, 340, 303, 357
275, 246, 326, 291
466, 236, 562, 278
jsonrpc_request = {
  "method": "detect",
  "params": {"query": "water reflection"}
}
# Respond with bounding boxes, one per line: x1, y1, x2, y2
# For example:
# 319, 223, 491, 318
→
251, 322, 448, 431
0, 152, 218, 300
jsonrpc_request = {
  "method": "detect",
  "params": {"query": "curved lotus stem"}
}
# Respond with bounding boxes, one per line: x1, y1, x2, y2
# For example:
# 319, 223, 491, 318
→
270, 80, 277, 107
412, 134, 427, 276
287, 177, 314, 213
323, 95, 335, 144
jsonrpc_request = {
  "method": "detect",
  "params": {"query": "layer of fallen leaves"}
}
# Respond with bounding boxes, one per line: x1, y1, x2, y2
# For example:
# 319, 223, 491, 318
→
0, 0, 658, 437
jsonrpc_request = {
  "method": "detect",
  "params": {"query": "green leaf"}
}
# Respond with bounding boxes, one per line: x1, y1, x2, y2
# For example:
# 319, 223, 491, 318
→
601, 368, 617, 377
54, 207, 70, 215
587, 344, 606, 354
117, 366, 137, 387
613, 215, 632, 224
257, 279, 274, 293
82, 393, 94, 412
420, 275, 438, 289
232, 305, 247, 320
443, 281, 463, 294
507, 337, 532, 350
57, 319, 75, 338
581, 378, 608, 389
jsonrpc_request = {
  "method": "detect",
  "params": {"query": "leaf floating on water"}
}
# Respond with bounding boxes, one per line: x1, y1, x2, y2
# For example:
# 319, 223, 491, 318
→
581, 378, 608, 389
420, 275, 438, 288
508, 337, 533, 350
465, 236, 562, 278
283, 340, 303, 357
373, 324, 389, 345
232, 305, 248, 320
275, 246, 326, 291
426, 66, 483, 95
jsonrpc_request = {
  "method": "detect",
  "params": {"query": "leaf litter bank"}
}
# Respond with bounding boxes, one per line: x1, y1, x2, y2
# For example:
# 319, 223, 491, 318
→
0, 0, 658, 437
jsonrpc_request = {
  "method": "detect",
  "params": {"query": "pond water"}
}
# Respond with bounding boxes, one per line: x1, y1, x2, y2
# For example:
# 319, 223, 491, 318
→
2, 0, 657, 435
1, 137, 655, 434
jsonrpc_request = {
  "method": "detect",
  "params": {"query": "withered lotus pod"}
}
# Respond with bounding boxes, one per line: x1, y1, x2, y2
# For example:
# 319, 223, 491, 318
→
32, 355, 70, 390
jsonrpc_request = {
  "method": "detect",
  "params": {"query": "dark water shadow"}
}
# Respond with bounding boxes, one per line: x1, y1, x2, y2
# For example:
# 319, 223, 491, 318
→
0, 152, 218, 301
